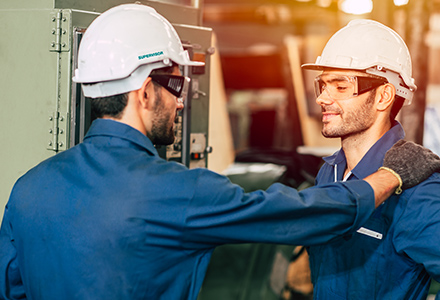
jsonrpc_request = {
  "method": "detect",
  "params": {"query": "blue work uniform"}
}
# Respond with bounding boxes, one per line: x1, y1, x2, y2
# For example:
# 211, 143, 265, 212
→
1, 119, 376, 300
308, 122, 440, 300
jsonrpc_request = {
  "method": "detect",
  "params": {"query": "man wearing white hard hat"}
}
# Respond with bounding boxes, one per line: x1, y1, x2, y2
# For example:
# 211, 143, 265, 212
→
302, 19, 440, 299
0, 5, 439, 300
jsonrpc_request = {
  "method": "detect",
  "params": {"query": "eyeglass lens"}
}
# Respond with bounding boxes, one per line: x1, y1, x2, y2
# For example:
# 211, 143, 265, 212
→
150, 74, 190, 100
314, 74, 387, 100
314, 75, 357, 100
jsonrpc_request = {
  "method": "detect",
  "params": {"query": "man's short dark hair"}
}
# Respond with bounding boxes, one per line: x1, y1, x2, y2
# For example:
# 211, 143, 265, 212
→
89, 93, 129, 119
390, 95, 405, 121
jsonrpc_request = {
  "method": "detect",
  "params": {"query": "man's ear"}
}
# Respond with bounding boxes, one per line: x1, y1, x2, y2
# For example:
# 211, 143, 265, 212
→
376, 83, 396, 112
138, 77, 154, 109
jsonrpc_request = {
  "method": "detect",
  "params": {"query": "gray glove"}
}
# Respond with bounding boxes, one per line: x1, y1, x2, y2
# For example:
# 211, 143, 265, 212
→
383, 140, 440, 190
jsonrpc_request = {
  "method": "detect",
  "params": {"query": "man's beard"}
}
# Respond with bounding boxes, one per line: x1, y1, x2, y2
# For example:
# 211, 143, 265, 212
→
321, 92, 376, 139
147, 90, 176, 146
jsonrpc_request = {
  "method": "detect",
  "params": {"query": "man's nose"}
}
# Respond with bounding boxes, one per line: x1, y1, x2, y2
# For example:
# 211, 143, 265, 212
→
316, 89, 335, 106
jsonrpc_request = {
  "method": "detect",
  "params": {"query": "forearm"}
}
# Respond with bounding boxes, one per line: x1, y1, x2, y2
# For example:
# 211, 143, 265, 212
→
363, 169, 399, 208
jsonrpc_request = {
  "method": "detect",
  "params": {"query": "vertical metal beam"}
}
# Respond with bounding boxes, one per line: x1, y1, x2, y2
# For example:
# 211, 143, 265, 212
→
400, 0, 429, 144
191, 0, 203, 25
181, 64, 192, 167
48, 9, 70, 152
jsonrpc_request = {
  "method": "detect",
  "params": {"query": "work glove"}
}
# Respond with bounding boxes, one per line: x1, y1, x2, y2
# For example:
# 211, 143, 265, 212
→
382, 140, 440, 192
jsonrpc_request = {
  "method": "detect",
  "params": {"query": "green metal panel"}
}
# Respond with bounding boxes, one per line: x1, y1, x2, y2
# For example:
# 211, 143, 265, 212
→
52, 9, 99, 151
54, 0, 203, 26
0, 7, 98, 219
0, 0, 51, 9
0, 0, 202, 27
0, 9, 58, 218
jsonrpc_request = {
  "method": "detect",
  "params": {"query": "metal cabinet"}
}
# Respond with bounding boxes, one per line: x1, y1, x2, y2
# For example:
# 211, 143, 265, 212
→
0, 0, 212, 220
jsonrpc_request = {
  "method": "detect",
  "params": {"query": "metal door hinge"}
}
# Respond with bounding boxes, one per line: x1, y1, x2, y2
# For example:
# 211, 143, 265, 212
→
47, 112, 68, 151
49, 10, 71, 52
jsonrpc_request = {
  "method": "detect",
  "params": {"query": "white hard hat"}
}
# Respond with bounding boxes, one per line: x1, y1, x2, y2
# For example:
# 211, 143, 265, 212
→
73, 4, 204, 98
302, 19, 416, 105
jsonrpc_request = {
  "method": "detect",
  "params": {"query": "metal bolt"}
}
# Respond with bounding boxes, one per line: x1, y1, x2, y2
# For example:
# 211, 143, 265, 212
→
60, 116, 64, 121
59, 142, 64, 147
60, 129, 64, 134
49, 129, 53, 134
48, 141, 53, 146
196, 90, 207, 97
49, 116, 53, 121
206, 47, 216, 55
50, 42, 55, 48
61, 43, 66, 48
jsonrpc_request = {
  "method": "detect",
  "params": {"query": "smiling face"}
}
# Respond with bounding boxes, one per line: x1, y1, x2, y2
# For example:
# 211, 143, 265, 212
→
315, 70, 378, 139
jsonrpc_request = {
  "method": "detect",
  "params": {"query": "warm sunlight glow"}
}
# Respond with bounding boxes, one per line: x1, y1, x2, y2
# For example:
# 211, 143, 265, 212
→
394, 0, 409, 6
339, 0, 373, 15
317, 0, 332, 7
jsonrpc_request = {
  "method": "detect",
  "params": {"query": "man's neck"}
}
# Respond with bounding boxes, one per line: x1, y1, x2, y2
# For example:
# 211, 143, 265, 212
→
341, 121, 392, 177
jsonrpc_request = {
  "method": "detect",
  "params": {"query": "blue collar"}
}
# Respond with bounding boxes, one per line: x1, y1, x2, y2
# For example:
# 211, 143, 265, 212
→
84, 119, 158, 156
323, 121, 405, 180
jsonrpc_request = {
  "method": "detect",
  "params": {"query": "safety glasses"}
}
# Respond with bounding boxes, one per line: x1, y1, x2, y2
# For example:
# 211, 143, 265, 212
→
150, 74, 191, 103
314, 74, 388, 101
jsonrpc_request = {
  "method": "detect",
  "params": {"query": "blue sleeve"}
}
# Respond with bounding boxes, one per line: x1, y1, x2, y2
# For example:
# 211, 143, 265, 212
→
183, 169, 375, 248
0, 205, 26, 300
393, 174, 440, 293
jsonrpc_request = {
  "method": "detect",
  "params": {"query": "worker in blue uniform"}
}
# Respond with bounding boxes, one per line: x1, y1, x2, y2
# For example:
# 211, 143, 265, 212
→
1, 5, 439, 300
302, 19, 440, 299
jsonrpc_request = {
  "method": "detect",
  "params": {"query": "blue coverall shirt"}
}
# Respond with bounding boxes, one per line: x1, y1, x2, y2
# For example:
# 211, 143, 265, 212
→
1, 119, 376, 300
309, 122, 440, 300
